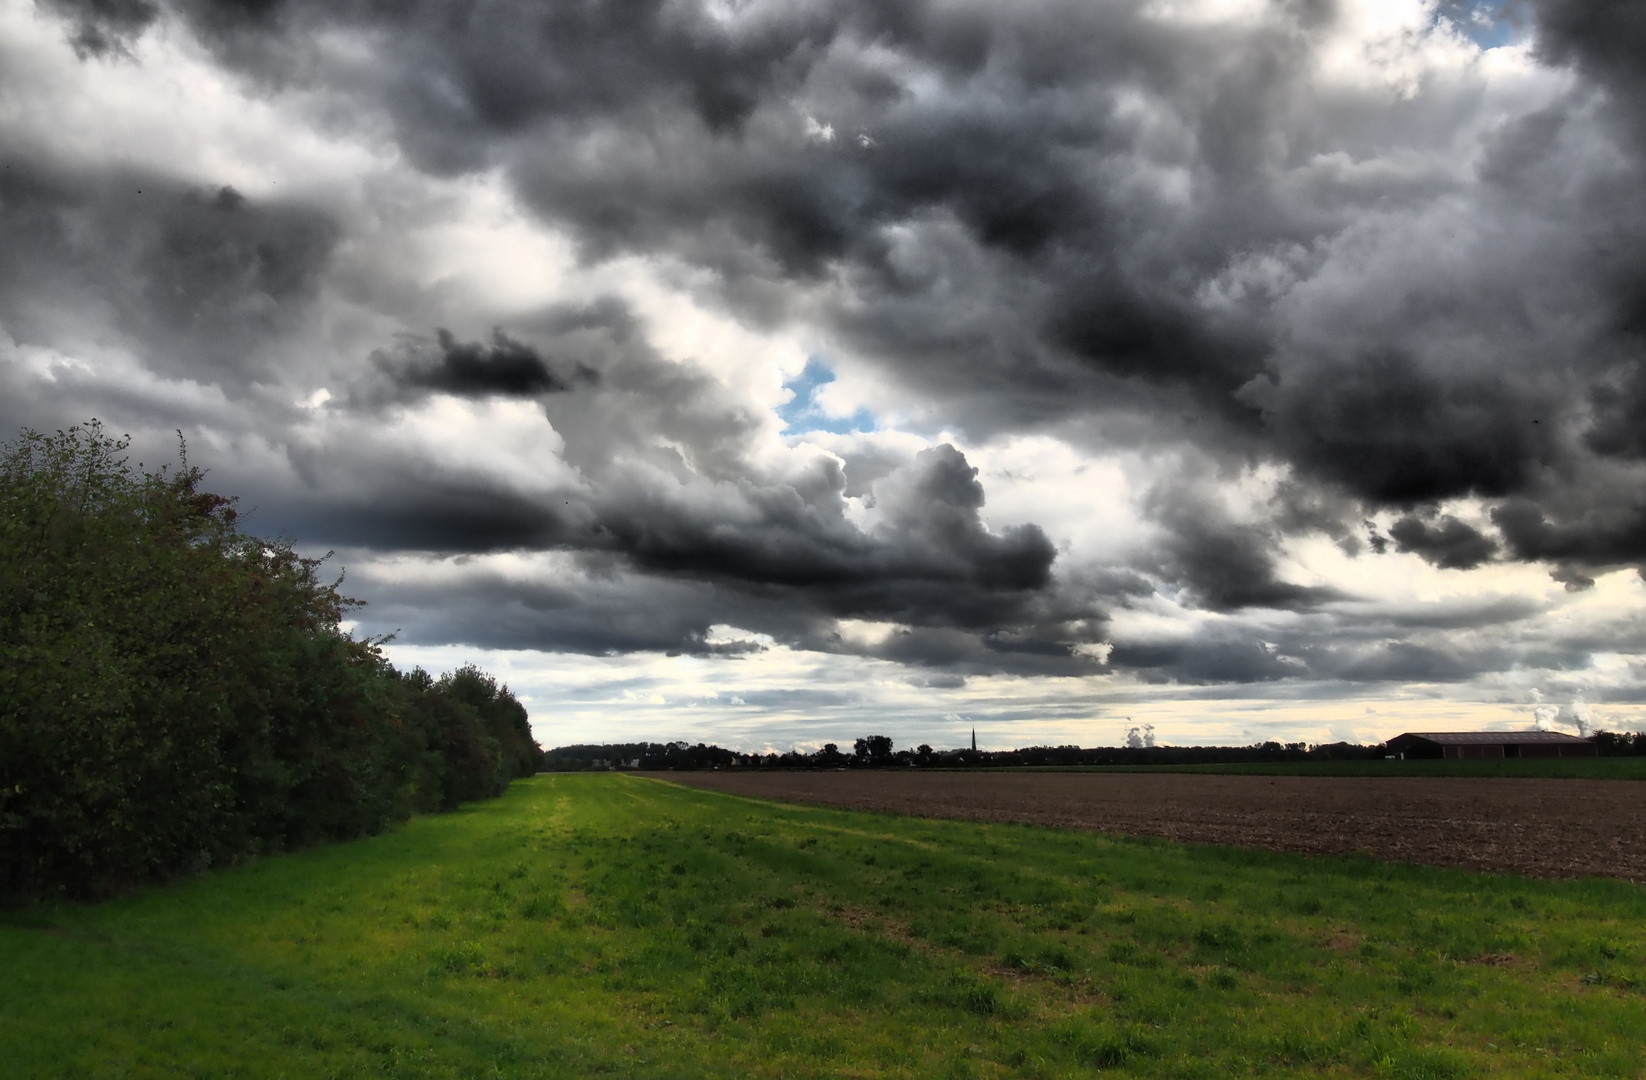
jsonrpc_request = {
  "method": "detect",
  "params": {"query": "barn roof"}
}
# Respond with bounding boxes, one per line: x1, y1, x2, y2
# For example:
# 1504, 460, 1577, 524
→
1391, 730, 1592, 745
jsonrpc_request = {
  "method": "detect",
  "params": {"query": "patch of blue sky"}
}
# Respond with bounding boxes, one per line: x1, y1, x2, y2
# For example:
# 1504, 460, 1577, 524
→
778, 356, 875, 435
1434, 0, 1527, 50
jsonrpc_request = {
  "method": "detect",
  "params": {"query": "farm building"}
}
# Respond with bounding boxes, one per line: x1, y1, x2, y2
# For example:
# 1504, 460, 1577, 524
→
1385, 731, 1597, 760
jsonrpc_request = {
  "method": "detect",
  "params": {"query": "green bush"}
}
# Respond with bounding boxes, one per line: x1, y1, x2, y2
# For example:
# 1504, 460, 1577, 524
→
397, 664, 538, 811
0, 421, 541, 901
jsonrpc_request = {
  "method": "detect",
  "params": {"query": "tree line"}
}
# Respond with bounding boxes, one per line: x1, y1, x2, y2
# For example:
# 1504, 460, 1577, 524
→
544, 737, 1387, 770
547, 732, 1646, 771
1, 422, 542, 902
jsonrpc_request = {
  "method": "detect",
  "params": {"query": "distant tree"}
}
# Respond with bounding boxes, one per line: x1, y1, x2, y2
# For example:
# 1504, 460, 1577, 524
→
435, 664, 542, 780
1594, 730, 1646, 756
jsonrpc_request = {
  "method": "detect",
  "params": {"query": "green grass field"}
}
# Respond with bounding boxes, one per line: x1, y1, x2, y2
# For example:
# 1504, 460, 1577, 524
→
3, 775, 1643, 1079
993, 758, 1646, 780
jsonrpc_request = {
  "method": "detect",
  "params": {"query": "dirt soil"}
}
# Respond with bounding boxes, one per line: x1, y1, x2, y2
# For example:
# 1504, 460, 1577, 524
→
647, 770, 1646, 882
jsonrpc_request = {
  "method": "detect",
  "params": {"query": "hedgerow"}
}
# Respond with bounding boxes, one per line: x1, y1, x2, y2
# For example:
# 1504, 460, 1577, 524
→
0, 421, 540, 901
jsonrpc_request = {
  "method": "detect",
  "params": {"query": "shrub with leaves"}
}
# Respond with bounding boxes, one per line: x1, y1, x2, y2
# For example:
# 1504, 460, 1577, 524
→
0, 421, 541, 901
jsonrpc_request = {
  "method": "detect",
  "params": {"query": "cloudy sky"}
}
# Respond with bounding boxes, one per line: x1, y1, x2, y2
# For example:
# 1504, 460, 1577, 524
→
5, 0, 1646, 751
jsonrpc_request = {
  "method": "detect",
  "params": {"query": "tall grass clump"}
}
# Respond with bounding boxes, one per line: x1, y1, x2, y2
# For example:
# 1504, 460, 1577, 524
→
0, 421, 540, 902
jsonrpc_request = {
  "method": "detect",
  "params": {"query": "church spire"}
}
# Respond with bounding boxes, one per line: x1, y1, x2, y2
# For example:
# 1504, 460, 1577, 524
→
971, 727, 977, 752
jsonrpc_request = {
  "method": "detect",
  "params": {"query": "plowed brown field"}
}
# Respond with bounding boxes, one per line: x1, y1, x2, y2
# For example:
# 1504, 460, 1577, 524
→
649, 770, 1646, 881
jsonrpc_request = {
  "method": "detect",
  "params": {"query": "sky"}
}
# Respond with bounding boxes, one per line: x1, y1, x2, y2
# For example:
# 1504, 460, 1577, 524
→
4, 0, 1646, 752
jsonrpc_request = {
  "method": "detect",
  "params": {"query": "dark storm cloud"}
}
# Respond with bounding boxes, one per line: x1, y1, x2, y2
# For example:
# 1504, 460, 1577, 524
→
1492, 497, 1646, 570
38, 0, 160, 58
357, 570, 768, 657
1143, 477, 1345, 612
1108, 636, 1304, 685
576, 442, 1058, 603
1108, 599, 1588, 687
1239, 348, 1553, 506
1533, 0, 1646, 145
0, 160, 337, 383
328, 431, 1097, 671
262, 474, 579, 554
277, 299, 1101, 673
355, 554, 1106, 676
19, 0, 1646, 684
1585, 365, 1646, 460
1387, 514, 1500, 571
93, 0, 1646, 558
369, 328, 597, 401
